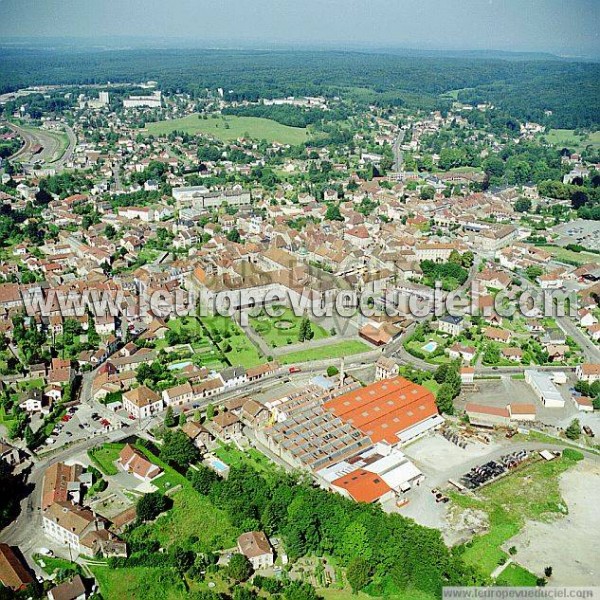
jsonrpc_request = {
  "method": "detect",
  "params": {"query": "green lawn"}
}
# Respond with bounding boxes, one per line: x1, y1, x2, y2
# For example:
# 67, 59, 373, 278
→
278, 340, 371, 364
87, 442, 124, 476
249, 307, 329, 348
543, 129, 600, 152
34, 554, 83, 578
145, 113, 310, 145
199, 314, 263, 368
496, 563, 538, 586
538, 245, 600, 266
214, 443, 274, 474
422, 379, 440, 396
452, 453, 581, 581
91, 566, 188, 600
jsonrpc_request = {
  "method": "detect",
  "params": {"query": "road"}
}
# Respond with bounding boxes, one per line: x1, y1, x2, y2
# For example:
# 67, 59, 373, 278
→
7, 121, 76, 171
392, 127, 407, 173
558, 316, 600, 362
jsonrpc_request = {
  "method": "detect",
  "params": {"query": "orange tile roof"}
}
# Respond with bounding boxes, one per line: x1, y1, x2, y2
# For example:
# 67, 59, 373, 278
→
323, 377, 438, 444
331, 468, 391, 503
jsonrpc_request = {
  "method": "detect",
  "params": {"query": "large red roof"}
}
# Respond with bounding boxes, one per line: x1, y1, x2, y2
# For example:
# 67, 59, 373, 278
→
331, 468, 392, 503
323, 377, 438, 444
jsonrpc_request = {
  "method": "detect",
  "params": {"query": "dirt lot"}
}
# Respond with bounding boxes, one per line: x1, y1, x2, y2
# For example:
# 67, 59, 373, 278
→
505, 459, 600, 585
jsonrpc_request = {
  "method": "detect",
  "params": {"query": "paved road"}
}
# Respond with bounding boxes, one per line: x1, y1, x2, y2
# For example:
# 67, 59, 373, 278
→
558, 316, 600, 362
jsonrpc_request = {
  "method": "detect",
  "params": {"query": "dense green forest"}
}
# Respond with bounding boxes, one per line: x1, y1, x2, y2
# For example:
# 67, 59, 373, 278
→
0, 49, 598, 128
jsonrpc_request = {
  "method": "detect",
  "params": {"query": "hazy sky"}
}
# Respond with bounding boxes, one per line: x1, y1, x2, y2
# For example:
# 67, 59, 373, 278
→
0, 0, 598, 57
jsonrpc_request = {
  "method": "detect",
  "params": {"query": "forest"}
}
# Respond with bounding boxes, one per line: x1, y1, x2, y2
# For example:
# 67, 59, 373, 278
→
0, 48, 598, 128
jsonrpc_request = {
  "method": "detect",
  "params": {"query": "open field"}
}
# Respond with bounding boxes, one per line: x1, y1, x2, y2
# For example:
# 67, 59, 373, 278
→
543, 129, 600, 152
92, 566, 187, 600
539, 245, 600, 266
249, 307, 329, 348
278, 339, 371, 364
450, 452, 583, 582
200, 314, 263, 368
145, 113, 310, 144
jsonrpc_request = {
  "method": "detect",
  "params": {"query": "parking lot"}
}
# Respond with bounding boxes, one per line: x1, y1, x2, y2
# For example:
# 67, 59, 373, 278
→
551, 219, 600, 251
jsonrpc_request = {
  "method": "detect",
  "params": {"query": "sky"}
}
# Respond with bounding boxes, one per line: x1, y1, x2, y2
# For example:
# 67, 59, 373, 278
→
0, 0, 598, 57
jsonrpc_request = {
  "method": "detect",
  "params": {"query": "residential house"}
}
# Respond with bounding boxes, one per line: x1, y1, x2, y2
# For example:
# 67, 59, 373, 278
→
575, 363, 600, 383
237, 531, 274, 570
211, 412, 242, 441
122, 385, 163, 419
375, 356, 399, 381
0, 543, 33, 591
118, 444, 163, 482
438, 315, 464, 336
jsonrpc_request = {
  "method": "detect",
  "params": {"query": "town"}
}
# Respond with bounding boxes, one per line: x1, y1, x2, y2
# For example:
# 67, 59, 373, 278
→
0, 19, 599, 600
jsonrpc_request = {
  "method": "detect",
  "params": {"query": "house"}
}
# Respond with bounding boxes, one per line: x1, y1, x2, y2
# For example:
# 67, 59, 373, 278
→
42, 502, 106, 556
507, 403, 536, 422
447, 343, 476, 363
162, 382, 194, 407
460, 366, 475, 385
588, 323, 600, 342
122, 385, 163, 419
245, 361, 280, 382
237, 531, 274, 570
219, 366, 248, 389
375, 356, 399, 381
42, 462, 86, 509
211, 412, 242, 441
576, 363, 600, 383
19, 388, 49, 414
437, 315, 464, 337
181, 421, 214, 449
501, 348, 523, 362
484, 327, 511, 343
118, 444, 163, 482
241, 398, 270, 426
578, 309, 598, 328
48, 575, 87, 600
0, 543, 33, 591
573, 395, 594, 413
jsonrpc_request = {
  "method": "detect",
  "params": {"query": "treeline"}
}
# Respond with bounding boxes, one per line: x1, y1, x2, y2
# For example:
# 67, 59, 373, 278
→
0, 49, 598, 127
222, 104, 348, 128
186, 464, 484, 597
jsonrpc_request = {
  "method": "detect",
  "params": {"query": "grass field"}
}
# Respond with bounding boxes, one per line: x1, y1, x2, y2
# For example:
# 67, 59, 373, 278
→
250, 307, 329, 348
214, 443, 275, 474
87, 442, 124, 476
544, 129, 600, 152
278, 339, 371, 364
145, 113, 310, 145
199, 314, 263, 368
92, 566, 188, 600
452, 453, 580, 581
538, 245, 600, 266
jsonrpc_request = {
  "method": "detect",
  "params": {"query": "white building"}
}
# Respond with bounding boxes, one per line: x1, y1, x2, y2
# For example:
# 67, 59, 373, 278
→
122, 385, 163, 419
525, 369, 565, 408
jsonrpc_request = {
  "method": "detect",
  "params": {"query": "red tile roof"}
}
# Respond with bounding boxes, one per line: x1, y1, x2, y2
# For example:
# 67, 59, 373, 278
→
331, 468, 392, 503
323, 377, 438, 444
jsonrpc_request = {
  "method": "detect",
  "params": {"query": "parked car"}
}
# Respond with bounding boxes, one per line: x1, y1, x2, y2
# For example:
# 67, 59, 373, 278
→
289, 366, 301, 373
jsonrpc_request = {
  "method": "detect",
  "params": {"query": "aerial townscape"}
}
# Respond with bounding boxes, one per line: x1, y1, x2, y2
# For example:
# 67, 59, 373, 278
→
0, 2, 599, 599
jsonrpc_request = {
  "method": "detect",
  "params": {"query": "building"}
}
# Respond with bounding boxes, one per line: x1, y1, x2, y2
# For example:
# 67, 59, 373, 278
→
331, 468, 395, 504
123, 91, 162, 108
0, 543, 33, 591
118, 444, 163, 482
525, 370, 565, 408
122, 385, 163, 419
237, 531, 274, 570
211, 412, 242, 441
438, 315, 464, 336
573, 396, 594, 413
460, 366, 475, 385
576, 363, 600, 383
48, 575, 87, 600
172, 185, 251, 209
324, 377, 443, 446
42, 502, 104, 556
42, 462, 86, 509
375, 356, 399, 381
219, 366, 248, 389
181, 421, 214, 449
162, 382, 194, 407
466, 403, 511, 428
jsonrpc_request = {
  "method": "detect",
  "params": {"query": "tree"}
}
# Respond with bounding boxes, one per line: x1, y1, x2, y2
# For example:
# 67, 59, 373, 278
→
483, 343, 501, 365
514, 197, 532, 213
325, 203, 343, 221
436, 383, 455, 415
544, 566, 553, 578
206, 403, 215, 421
347, 557, 371, 593
164, 405, 175, 428
160, 430, 200, 469
565, 419, 581, 440
178, 412, 187, 426
226, 228, 241, 243
326, 366, 339, 377
226, 553, 253, 582
136, 491, 172, 522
